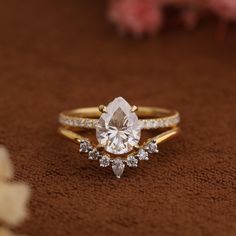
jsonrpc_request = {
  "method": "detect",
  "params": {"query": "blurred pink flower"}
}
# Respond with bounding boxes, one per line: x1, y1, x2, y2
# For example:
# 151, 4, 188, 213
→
108, 0, 163, 36
181, 7, 200, 30
209, 0, 236, 21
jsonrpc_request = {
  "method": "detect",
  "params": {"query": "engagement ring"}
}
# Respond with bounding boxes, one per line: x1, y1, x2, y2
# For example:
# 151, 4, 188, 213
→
58, 97, 180, 178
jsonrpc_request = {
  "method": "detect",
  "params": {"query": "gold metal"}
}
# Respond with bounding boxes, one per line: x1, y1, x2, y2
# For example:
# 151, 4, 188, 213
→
131, 105, 138, 112
98, 105, 107, 113
134, 144, 140, 150
59, 106, 180, 130
61, 106, 178, 118
58, 127, 88, 144
58, 126, 180, 147
96, 144, 105, 151
146, 127, 180, 145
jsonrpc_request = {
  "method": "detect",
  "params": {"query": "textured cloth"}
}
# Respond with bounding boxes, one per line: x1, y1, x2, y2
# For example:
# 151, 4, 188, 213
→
0, 1, 236, 236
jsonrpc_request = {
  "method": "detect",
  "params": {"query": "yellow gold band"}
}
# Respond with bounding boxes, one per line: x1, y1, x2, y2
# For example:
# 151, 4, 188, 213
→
58, 126, 180, 147
59, 106, 180, 130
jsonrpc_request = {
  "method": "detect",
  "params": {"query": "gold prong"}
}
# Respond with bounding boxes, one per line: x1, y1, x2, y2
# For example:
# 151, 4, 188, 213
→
133, 145, 140, 150
99, 105, 107, 113
96, 144, 105, 151
131, 105, 138, 112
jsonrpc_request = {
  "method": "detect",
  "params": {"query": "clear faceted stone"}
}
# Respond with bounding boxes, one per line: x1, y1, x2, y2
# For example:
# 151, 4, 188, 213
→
138, 149, 149, 160
88, 149, 100, 160
147, 141, 159, 154
112, 159, 125, 178
79, 141, 92, 153
96, 97, 141, 155
126, 155, 138, 167
99, 155, 110, 167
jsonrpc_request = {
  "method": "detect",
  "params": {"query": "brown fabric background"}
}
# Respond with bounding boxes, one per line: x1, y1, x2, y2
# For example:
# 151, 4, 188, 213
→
0, 0, 236, 236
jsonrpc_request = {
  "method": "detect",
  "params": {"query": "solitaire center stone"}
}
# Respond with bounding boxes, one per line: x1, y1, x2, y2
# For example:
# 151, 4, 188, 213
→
96, 97, 141, 155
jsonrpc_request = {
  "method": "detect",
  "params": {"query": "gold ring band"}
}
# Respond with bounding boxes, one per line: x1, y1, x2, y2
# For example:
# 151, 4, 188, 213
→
59, 106, 180, 130
59, 126, 180, 147
58, 97, 181, 178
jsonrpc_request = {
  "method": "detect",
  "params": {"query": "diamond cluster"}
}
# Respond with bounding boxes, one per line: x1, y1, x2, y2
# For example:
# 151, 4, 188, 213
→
79, 139, 158, 178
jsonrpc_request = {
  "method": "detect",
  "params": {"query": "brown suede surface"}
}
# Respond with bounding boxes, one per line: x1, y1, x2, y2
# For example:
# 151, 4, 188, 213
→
0, 1, 236, 236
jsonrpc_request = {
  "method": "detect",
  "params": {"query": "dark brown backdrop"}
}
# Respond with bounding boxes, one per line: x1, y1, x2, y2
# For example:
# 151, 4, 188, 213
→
0, 0, 236, 236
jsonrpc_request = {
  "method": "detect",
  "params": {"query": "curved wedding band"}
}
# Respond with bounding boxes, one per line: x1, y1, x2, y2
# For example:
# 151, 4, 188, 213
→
59, 126, 180, 150
58, 97, 181, 178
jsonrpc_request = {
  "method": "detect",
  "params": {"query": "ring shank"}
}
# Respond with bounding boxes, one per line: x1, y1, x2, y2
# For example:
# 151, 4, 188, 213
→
63, 107, 175, 118
59, 106, 180, 130
58, 126, 180, 146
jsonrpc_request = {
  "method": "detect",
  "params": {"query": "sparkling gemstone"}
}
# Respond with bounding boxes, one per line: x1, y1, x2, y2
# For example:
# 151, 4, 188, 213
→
112, 159, 125, 178
126, 155, 138, 167
96, 97, 141, 155
138, 149, 149, 160
79, 141, 92, 153
88, 149, 100, 160
99, 155, 110, 167
147, 140, 159, 153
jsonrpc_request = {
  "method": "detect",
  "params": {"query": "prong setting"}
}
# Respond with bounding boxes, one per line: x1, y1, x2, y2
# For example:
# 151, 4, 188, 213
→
96, 144, 105, 151
131, 105, 138, 113
133, 145, 140, 151
78, 139, 160, 178
99, 105, 107, 113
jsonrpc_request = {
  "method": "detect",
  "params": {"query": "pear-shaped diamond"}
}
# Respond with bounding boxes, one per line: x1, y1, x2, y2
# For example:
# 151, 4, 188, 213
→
96, 97, 141, 155
112, 159, 125, 178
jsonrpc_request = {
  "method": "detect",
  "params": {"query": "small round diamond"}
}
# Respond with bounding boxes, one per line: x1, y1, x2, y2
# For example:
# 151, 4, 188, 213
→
126, 156, 138, 167
88, 149, 100, 160
99, 155, 110, 167
147, 141, 159, 154
79, 141, 92, 153
138, 149, 149, 160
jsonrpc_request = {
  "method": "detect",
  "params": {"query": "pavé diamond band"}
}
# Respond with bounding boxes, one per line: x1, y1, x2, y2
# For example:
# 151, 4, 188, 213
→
58, 97, 181, 178
59, 105, 180, 130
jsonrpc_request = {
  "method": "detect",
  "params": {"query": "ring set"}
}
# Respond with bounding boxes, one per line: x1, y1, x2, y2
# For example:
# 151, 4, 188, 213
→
58, 97, 180, 178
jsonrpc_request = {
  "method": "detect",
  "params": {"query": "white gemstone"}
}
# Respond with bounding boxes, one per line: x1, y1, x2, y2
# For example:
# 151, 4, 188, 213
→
96, 97, 141, 155
138, 149, 149, 160
79, 141, 92, 153
88, 149, 100, 160
112, 159, 125, 178
127, 156, 138, 167
147, 141, 159, 153
99, 155, 110, 167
